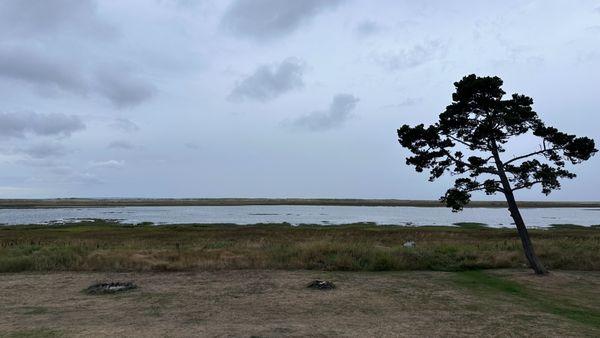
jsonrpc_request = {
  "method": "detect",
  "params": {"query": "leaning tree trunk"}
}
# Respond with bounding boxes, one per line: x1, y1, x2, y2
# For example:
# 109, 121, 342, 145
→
491, 143, 548, 275
502, 188, 548, 275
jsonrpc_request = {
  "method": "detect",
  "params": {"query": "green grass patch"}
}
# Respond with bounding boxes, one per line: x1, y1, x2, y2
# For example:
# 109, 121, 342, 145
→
20, 306, 49, 315
454, 270, 600, 329
453, 222, 489, 229
549, 224, 588, 230
454, 270, 526, 296
2, 328, 62, 338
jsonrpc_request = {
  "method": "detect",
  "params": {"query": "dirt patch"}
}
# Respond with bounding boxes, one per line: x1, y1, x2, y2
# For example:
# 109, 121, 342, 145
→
0, 270, 598, 337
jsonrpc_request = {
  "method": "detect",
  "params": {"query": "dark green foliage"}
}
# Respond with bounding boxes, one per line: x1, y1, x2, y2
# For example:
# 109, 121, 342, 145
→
453, 222, 488, 229
397, 74, 597, 211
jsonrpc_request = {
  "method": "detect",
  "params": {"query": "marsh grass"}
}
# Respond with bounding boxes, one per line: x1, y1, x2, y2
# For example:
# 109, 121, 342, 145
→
1, 220, 599, 273
453, 222, 489, 229
549, 223, 589, 229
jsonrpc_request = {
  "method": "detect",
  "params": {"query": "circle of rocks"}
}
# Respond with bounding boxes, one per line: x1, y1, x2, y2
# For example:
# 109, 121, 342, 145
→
306, 280, 335, 290
84, 282, 137, 295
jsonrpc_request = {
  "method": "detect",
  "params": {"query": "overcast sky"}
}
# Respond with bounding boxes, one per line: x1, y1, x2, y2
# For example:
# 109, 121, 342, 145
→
0, 0, 599, 200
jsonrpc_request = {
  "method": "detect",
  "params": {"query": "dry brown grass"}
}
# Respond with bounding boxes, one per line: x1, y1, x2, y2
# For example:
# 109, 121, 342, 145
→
1, 270, 599, 337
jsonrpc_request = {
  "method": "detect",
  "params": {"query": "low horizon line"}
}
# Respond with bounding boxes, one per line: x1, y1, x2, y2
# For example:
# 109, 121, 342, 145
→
1, 198, 599, 209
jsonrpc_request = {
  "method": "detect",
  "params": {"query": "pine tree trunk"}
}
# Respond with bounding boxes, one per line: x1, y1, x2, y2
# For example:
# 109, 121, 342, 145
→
490, 142, 548, 275
502, 189, 548, 275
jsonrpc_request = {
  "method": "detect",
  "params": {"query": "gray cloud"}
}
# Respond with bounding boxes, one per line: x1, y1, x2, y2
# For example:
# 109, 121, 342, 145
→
21, 143, 68, 159
0, 47, 155, 107
15, 158, 60, 168
0, 47, 87, 94
17, 160, 103, 185
89, 159, 125, 169
109, 118, 140, 132
17, 161, 103, 185
289, 94, 359, 131
95, 66, 157, 108
108, 140, 135, 150
229, 58, 305, 102
0, 0, 114, 39
587, 26, 600, 33
0, 142, 67, 160
380, 98, 423, 110
44, 167, 103, 185
355, 20, 383, 38
0, 2, 156, 110
0, 111, 85, 138
375, 40, 446, 71
184, 142, 201, 150
221, 0, 341, 41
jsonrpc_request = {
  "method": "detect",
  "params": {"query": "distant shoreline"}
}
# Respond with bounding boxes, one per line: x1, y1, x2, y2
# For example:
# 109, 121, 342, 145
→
0, 198, 599, 209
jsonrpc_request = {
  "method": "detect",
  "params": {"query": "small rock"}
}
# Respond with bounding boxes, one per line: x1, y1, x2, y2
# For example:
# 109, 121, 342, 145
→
307, 280, 335, 290
84, 282, 137, 295
403, 241, 416, 248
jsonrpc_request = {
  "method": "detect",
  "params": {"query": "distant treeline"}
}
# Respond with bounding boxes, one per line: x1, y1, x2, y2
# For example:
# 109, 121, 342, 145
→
0, 198, 599, 209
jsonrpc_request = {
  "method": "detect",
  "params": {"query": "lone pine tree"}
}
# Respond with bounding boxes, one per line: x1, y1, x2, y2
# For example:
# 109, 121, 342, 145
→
397, 74, 597, 274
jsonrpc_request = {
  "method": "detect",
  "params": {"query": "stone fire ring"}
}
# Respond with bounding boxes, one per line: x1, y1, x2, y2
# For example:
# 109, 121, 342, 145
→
84, 282, 138, 295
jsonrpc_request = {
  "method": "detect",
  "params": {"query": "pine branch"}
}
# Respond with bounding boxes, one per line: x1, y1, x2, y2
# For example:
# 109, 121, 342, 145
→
511, 180, 543, 191
503, 147, 562, 166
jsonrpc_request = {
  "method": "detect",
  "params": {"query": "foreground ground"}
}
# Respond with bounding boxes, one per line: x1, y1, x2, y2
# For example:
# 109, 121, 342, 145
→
2, 224, 600, 336
1, 270, 599, 337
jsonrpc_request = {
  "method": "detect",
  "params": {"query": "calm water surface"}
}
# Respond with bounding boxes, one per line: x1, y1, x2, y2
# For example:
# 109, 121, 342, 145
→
0, 205, 599, 227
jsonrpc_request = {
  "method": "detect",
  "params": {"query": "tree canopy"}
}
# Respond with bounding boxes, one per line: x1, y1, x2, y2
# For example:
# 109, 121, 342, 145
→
397, 74, 597, 211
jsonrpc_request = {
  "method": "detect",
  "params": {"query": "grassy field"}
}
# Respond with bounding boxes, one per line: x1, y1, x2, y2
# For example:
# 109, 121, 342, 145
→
2, 222, 600, 336
1, 221, 600, 273
2, 197, 600, 208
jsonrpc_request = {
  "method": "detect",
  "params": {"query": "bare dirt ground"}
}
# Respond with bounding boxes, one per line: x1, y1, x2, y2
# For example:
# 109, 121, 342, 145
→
1, 270, 599, 337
